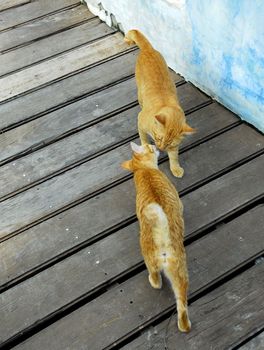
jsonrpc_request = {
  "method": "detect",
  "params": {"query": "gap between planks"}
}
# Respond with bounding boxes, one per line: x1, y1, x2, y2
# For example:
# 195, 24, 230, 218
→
0, 0, 81, 33
0, 33, 135, 104
0, 49, 139, 132
0, 147, 263, 294
119, 259, 264, 350
1, 120, 262, 246
0, 6, 96, 54
3, 207, 263, 350
0, 21, 116, 79
0, 107, 260, 288
0, 79, 187, 169
233, 328, 264, 350
0, 0, 30, 13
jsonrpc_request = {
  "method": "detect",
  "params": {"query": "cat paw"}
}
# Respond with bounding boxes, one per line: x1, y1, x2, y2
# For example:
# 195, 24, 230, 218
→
178, 315, 191, 333
171, 166, 184, 178
148, 274, 162, 289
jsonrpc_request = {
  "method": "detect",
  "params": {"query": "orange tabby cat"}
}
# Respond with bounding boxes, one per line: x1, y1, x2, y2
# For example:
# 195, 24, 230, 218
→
121, 142, 191, 332
124, 29, 195, 177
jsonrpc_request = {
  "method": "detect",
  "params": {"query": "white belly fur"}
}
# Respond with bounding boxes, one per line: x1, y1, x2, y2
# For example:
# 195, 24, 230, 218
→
144, 203, 171, 264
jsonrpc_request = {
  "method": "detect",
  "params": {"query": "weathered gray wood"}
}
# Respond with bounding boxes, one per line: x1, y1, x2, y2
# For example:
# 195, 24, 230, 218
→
0, 107, 239, 285
0, 50, 139, 131
124, 261, 264, 350
0, 0, 29, 12
0, 78, 137, 162
239, 332, 264, 350
0, 105, 140, 199
181, 156, 264, 236
0, 114, 262, 206
0, 79, 196, 164
0, 86, 209, 238
0, 32, 129, 102
161, 123, 264, 191
1, 4, 262, 350
0, 18, 114, 76
9, 206, 264, 349
0, 5, 95, 52
0, 142, 263, 286
0, 0, 78, 31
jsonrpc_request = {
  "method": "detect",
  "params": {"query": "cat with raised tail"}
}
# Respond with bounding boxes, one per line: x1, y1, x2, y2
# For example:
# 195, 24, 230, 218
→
121, 142, 191, 333
124, 29, 195, 178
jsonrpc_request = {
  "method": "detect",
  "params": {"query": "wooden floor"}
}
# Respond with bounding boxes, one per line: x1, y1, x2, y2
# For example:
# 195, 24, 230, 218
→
0, 1, 264, 349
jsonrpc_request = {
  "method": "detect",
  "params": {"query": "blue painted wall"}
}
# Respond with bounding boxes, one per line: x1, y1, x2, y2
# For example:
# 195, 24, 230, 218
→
86, 0, 264, 132
185, 0, 264, 132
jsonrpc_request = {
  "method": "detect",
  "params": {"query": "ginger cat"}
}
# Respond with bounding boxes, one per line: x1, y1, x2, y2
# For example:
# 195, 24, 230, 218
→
121, 142, 191, 332
124, 29, 195, 178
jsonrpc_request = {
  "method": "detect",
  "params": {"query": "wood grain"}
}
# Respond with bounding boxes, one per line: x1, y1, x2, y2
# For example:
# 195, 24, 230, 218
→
0, 0, 29, 12
0, 18, 113, 76
0, 85, 209, 238
0, 5, 95, 53
124, 259, 264, 350
0, 81, 205, 168
8, 206, 264, 349
0, 32, 129, 102
1, 2, 263, 349
0, 138, 262, 286
239, 332, 264, 350
0, 50, 139, 131
0, 0, 79, 31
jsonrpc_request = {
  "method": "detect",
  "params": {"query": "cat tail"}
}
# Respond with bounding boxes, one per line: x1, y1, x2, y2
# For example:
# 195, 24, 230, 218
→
124, 29, 153, 51
143, 203, 168, 229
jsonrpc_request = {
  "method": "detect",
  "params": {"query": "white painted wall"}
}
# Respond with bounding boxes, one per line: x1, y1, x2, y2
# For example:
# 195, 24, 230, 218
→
85, 0, 264, 132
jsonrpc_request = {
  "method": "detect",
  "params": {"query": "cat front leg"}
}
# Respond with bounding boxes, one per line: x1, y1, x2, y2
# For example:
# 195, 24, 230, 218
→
167, 147, 184, 178
138, 128, 148, 145
138, 113, 148, 145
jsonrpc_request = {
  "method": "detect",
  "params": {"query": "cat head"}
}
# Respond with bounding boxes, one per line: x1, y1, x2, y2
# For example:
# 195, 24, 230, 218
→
121, 142, 159, 172
152, 107, 195, 150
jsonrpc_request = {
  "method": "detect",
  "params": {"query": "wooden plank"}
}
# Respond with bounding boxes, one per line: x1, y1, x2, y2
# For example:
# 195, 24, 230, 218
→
0, 18, 114, 77
0, 5, 95, 53
0, 78, 137, 164
0, 115, 262, 205
0, 140, 263, 286
239, 332, 264, 350
161, 123, 264, 191
0, 86, 208, 237
0, 105, 139, 199
7, 206, 264, 349
124, 262, 264, 350
0, 0, 29, 12
0, 105, 240, 285
0, 0, 78, 31
0, 32, 129, 102
0, 50, 140, 131
0, 81, 204, 167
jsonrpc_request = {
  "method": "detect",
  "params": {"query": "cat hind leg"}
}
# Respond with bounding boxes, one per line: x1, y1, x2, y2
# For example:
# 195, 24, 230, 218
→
164, 262, 191, 332
148, 270, 162, 289
143, 255, 162, 289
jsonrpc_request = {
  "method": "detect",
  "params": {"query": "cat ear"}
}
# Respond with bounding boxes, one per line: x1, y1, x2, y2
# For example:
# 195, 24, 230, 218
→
130, 142, 144, 154
121, 160, 133, 171
154, 114, 166, 125
182, 123, 196, 135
